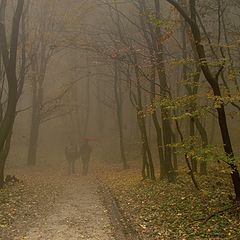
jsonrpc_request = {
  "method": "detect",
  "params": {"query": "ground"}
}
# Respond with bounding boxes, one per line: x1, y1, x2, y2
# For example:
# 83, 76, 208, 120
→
24, 177, 114, 240
1, 165, 240, 240
100, 167, 240, 239
0, 168, 120, 240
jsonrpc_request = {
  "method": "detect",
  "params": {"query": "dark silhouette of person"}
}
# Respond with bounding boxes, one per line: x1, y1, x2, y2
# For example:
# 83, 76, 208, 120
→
65, 143, 78, 175
79, 140, 92, 176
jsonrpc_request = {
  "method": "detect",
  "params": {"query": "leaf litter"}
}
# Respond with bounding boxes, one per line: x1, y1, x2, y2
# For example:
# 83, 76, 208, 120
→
0, 168, 64, 240
99, 168, 240, 239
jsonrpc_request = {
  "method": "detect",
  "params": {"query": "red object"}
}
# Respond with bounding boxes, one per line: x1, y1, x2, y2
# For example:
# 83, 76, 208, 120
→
82, 137, 98, 141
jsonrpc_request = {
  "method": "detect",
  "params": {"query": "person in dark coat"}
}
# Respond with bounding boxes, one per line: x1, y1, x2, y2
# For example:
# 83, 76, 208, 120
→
79, 140, 92, 176
65, 143, 78, 175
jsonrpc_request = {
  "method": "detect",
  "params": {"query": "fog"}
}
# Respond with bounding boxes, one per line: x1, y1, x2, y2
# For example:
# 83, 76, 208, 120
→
6, 0, 238, 176
1, 0, 240, 239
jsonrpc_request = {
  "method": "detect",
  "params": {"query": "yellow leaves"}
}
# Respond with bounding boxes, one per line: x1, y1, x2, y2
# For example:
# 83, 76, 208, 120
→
207, 91, 240, 110
213, 96, 224, 109
148, 14, 177, 42
146, 104, 156, 115
227, 68, 238, 82
145, 87, 240, 122
100, 166, 240, 239
177, 79, 201, 88
155, 94, 198, 109
170, 57, 195, 66
137, 110, 146, 119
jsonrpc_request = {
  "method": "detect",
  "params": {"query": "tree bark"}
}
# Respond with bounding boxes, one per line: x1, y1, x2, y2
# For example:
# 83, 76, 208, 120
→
0, 0, 24, 187
133, 53, 156, 180
138, 0, 165, 178
154, 0, 175, 181
138, 0, 174, 180
194, 118, 208, 175
114, 60, 128, 169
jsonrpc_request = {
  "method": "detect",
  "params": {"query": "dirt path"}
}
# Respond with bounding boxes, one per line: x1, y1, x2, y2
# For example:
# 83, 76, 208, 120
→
23, 176, 115, 240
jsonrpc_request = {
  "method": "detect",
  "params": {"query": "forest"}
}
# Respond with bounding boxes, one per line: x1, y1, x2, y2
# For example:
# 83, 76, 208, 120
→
0, 0, 240, 239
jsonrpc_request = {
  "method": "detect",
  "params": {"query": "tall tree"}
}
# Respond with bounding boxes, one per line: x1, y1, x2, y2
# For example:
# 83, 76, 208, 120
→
0, 0, 25, 187
114, 59, 128, 169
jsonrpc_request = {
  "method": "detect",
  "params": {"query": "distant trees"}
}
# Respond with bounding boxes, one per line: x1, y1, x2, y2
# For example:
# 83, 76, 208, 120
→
27, 0, 57, 166
113, 59, 128, 169
27, 0, 72, 166
0, 0, 25, 187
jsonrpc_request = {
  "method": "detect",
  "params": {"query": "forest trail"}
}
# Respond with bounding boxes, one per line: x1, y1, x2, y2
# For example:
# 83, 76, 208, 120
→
23, 176, 115, 240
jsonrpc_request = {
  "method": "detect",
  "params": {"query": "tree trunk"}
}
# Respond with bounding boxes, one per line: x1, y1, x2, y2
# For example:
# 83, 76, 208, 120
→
0, 159, 4, 188
114, 60, 128, 169
149, 63, 165, 178
138, 118, 150, 179
137, 1, 165, 179
96, 76, 104, 137
27, 85, 42, 166
194, 118, 208, 175
171, 130, 178, 171
137, 114, 154, 180
152, 111, 165, 177
0, 131, 12, 187
217, 104, 240, 199
0, 0, 24, 187
180, 7, 207, 174
142, 118, 155, 180
190, 117, 197, 172
154, 0, 175, 181
175, 116, 200, 190
133, 53, 155, 180
161, 116, 175, 182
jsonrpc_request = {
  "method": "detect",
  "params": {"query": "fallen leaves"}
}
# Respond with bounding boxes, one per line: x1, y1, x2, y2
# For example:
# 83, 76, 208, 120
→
0, 169, 64, 240
100, 167, 240, 239
1, 166, 240, 239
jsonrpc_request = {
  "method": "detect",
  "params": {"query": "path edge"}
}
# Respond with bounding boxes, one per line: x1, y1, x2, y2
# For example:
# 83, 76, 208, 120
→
97, 180, 141, 240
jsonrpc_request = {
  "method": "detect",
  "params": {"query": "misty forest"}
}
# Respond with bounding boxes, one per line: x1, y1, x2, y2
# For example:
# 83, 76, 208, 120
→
1, 0, 240, 239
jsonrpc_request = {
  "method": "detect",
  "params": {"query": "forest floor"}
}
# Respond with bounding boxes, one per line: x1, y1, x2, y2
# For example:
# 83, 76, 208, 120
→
99, 166, 240, 239
1, 164, 240, 240
0, 167, 121, 240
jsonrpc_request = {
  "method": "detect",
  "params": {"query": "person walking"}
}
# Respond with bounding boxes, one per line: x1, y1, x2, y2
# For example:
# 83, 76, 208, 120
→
65, 143, 78, 175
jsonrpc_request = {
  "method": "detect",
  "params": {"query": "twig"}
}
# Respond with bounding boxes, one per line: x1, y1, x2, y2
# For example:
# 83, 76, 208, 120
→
202, 205, 236, 224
